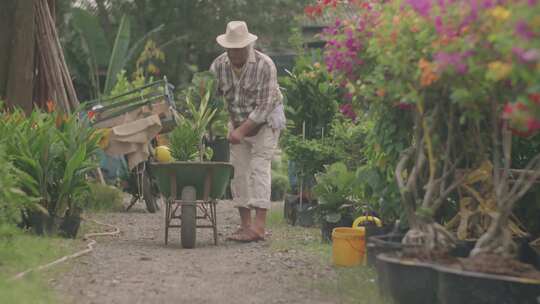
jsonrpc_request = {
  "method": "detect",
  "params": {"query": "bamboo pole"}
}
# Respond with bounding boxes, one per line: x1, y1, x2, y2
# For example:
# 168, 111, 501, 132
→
34, 0, 79, 113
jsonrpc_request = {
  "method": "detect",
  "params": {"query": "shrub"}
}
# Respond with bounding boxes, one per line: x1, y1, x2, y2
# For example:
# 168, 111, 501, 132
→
84, 182, 125, 212
271, 173, 290, 202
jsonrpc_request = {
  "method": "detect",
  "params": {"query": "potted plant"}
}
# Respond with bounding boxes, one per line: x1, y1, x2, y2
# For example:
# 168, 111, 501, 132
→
5, 106, 101, 237
280, 52, 344, 225
313, 162, 358, 242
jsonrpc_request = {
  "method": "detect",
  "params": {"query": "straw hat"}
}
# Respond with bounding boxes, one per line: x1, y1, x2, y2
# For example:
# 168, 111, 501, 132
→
216, 21, 258, 49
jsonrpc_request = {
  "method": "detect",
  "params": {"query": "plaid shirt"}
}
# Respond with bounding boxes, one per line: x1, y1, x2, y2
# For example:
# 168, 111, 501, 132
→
210, 49, 283, 125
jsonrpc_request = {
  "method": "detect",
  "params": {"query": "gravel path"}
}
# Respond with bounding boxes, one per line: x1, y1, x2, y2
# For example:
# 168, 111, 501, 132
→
52, 200, 336, 304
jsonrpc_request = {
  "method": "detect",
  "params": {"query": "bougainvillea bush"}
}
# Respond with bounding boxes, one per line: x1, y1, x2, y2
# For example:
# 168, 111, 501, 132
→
308, 0, 540, 256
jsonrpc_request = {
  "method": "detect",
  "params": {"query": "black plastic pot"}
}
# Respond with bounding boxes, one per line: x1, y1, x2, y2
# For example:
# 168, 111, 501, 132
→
282, 193, 317, 227
283, 194, 297, 225
296, 203, 316, 227
321, 215, 354, 243
436, 263, 540, 304
27, 212, 60, 236
376, 253, 438, 304
532, 243, 540, 271
271, 183, 286, 202
367, 233, 405, 266
208, 138, 230, 162
59, 215, 82, 239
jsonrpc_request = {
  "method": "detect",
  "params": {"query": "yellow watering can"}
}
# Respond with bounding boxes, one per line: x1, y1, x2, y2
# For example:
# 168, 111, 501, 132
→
331, 215, 383, 267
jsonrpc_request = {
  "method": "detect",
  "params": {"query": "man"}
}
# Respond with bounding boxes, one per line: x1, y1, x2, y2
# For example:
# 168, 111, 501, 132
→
210, 21, 286, 242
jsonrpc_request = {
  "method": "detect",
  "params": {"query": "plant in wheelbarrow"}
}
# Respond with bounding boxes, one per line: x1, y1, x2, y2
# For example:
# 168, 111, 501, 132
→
177, 71, 229, 161
170, 76, 217, 162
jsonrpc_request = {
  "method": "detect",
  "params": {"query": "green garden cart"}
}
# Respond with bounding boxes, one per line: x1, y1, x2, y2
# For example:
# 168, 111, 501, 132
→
149, 162, 234, 248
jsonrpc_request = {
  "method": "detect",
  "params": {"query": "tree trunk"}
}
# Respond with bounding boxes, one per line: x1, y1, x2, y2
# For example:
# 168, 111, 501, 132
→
0, 0, 16, 99
6, 0, 35, 114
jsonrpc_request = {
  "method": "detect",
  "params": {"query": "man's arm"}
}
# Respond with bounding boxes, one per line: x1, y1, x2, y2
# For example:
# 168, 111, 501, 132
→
229, 62, 278, 144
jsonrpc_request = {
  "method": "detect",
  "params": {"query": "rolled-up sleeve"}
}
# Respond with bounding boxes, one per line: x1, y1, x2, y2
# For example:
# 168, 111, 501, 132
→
248, 62, 280, 124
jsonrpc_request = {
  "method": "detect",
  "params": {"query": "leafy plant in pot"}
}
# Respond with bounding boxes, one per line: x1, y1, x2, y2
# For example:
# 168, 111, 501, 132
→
313, 162, 358, 243
280, 51, 342, 220
7, 107, 101, 237
0, 142, 41, 233
184, 72, 230, 162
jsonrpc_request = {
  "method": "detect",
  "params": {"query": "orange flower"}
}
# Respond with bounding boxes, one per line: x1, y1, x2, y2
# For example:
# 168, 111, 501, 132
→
390, 30, 398, 44
55, 113, 63, 128
46, 100, 55, 113
392, 16, 400, 26
376, 88, 386, 97
419, 58, 439, 87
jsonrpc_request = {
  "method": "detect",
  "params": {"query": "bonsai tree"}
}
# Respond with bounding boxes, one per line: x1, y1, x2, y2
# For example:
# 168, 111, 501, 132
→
312, 0, 540, 258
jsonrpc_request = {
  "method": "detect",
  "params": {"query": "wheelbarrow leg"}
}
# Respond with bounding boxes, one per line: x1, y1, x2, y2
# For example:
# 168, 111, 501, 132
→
212, 201, 218, 245
126, 195, 138, 211
164, 198, 170, 245
165, 173, 177, 246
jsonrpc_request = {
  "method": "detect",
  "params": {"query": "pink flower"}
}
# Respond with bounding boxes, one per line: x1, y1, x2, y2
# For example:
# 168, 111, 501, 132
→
512, 47, 540, 63
394, 102, 415, 110
527, 118, 540, 131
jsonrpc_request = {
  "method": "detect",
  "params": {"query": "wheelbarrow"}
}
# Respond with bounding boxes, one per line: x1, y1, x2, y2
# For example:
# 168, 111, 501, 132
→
149, 162, 234, 248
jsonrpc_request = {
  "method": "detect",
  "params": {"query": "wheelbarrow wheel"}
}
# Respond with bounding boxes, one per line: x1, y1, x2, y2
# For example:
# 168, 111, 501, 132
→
142, 173, 158, 213
181, 186, 197, 249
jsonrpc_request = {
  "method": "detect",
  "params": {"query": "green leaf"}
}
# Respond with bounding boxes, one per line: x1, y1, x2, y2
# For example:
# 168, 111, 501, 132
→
104, 15, 131, 95
71, 8, 111, 67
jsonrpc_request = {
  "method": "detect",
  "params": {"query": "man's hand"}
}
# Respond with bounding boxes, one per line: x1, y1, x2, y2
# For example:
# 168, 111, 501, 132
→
229, 119, 257, 144
228, 128, 244, 144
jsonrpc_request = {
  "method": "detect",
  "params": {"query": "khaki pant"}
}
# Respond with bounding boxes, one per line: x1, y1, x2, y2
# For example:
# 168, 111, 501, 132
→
230, 125, 279, 210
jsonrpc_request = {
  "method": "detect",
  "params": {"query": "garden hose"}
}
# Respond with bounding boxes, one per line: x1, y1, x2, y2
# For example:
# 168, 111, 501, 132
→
10, 218, 120, 281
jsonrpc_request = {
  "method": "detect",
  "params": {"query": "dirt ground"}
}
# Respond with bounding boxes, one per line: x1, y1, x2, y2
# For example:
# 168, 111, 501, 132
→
51, 199, 338, 304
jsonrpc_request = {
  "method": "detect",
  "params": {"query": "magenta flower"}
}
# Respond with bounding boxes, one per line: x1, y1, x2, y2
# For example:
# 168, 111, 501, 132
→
434, 51, 471, 74
406, 0, 432, 17
339, 103, 357, 121
515, 21, 536, 40
435, 16, 444, 34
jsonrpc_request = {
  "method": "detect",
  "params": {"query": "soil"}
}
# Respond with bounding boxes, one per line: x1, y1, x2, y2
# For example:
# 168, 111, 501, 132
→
51, 200, 337, 304
457, 253, 540, 280
402, 248, 540, 280
402, 249, 459, 266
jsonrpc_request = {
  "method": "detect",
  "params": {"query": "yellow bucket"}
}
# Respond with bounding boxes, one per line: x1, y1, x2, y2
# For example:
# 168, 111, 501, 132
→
332, 227, 366, 267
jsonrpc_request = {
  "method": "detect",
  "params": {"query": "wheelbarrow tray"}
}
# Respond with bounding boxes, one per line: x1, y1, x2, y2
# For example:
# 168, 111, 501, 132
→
149, 162, 234, 201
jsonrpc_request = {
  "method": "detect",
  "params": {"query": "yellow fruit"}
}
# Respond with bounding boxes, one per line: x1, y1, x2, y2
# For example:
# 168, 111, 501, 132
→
155, 146, 172, 163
